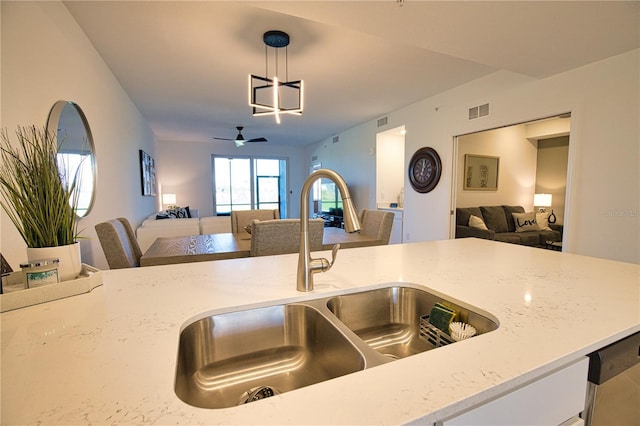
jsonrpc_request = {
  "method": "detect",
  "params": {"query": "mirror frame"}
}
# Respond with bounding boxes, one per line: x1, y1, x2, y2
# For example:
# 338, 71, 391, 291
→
46, 100, 97, 218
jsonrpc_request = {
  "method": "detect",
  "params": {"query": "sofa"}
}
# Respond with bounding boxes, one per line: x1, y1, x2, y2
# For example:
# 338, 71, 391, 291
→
455, 205, 561, 247
135, 209, 232, 252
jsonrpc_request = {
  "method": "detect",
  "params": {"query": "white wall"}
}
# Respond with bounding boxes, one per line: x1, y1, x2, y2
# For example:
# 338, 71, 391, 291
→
156, 139, 307, 218
376, 128, 405, 208
456, 125, 538, 209
306, 51, 639, 264
1, 1, 158, 270
306, 122, 380, 212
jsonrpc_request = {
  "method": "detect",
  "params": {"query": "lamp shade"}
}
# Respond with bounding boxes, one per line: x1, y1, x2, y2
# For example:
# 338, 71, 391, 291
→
162, 193, 177, 205
533, 193, 552, 207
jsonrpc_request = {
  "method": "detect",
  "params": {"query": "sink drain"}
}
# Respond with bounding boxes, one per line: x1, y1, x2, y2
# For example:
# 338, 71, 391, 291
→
240, 386, 280, 404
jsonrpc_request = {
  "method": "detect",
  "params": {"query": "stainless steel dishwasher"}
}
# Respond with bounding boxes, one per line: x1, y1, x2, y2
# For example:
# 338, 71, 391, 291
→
583, 331, 640, 426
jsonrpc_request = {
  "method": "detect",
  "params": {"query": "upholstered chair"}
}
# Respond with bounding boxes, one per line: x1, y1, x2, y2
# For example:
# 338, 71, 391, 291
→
358, 209, 395, 245
95, 217, 143, 269
230, 209, 280, 233
250, 218, 324, 257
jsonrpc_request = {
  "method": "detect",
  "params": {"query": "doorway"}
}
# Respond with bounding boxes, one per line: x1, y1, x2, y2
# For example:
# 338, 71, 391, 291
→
451, 114, 572, 246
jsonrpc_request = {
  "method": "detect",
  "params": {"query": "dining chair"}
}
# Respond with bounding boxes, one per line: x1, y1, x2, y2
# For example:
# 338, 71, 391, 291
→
250, 218, 324, 257
95, 217, 143, 269
230, 209, 280, 233
358, 209, 395, 245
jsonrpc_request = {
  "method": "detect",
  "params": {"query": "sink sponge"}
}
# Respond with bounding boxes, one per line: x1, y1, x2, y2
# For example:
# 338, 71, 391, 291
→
428, 303, 458, 335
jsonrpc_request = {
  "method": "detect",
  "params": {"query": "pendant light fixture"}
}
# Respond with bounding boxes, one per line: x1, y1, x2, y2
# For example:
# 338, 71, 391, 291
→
249, 30, 304, 124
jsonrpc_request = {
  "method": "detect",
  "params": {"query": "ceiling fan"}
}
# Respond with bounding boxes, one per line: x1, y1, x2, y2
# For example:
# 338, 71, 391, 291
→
213, 126, 267, 147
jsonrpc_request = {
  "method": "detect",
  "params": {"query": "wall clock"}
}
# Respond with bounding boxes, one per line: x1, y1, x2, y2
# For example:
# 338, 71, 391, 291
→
408, 147, 442, 193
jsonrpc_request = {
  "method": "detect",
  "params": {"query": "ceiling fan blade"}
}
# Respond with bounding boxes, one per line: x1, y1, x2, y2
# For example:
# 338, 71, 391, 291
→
246, 137, 267, 143
213, 137, 235, 141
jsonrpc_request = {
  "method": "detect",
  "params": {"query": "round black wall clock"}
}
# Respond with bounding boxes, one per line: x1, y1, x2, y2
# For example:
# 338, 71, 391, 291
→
408, 147, 442, 193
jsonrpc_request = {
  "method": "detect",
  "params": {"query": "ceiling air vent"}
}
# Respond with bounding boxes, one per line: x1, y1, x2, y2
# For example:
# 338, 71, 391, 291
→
311, 155, 318, 161
377, 116, 388, 127
332, 136, 340, 143
468, 103, 490, 120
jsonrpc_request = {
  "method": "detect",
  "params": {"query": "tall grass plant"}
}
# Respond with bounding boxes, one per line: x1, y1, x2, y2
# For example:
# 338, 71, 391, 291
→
0, 125, 80, 248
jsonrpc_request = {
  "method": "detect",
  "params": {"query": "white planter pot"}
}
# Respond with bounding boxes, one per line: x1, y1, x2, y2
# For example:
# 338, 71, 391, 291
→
26, 242, 82, 282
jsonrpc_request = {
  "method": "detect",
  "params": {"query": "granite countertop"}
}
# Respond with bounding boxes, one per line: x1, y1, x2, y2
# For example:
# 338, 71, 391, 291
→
1, 239, 638, 424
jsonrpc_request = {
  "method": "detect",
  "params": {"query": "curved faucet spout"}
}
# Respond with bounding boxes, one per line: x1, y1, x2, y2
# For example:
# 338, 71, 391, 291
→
297, 169, 361, 292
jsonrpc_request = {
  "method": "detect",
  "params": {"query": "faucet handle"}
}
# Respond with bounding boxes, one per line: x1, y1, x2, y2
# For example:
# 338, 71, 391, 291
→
328, 243, 340, 269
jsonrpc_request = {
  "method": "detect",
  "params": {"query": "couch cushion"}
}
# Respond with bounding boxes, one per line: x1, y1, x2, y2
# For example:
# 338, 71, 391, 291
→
496, 232, 541, 246
480, 206, 509, 233
512, 212, 539, 232
503, 205, 525, 232
456, 207, 483, 227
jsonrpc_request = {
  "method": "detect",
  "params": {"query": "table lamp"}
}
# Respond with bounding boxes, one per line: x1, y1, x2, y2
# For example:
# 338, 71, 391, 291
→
534, 193, 556, 223
162, 193, 177, 209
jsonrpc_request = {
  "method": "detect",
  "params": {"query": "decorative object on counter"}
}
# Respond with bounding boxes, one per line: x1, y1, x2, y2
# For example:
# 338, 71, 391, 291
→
0, 264, 101, 313
46, 100, 96, 218
463, 154, 499, 190
0, 253, 12, 276
449, 322, 477, 341
139, 149, 157, 196
408, 147, 442, 193
0, 125, 83, 281
20, 258, 59, 288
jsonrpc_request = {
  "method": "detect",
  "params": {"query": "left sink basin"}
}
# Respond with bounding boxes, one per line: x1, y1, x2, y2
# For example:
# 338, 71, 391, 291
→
175, 304, 365, 409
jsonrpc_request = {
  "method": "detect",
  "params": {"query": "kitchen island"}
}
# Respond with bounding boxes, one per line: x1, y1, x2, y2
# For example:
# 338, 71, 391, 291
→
1, 238, 639, 424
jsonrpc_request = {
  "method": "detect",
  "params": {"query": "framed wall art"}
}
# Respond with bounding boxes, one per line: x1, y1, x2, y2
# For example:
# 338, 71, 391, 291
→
463, 154, 499, 190
139, 149, 157, 196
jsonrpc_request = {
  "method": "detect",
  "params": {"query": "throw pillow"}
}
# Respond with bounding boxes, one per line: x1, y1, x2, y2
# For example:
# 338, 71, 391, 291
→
468, 215, 489, 230
166, 206, 191, 218
156, 210, 171, 220
536, 212, 552, 231
512, 212, 539, 232
503, 205, 525, 232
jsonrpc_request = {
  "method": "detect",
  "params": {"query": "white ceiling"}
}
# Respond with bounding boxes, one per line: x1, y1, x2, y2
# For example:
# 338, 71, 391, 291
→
63, 1, 639, 147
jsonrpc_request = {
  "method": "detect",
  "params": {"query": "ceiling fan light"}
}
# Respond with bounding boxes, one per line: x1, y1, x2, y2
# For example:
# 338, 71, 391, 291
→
234, 139, 245, 147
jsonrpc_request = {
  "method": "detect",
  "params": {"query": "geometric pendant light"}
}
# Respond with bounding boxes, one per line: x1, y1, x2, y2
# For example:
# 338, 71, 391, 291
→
248, 30, 304, 124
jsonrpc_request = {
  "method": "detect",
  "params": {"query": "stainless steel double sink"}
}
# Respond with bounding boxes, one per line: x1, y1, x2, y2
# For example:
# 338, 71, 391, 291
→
175, 283, 499, 409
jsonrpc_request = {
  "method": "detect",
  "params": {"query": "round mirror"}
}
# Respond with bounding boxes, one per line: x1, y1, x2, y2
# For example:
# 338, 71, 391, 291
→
46, 101, 96, 218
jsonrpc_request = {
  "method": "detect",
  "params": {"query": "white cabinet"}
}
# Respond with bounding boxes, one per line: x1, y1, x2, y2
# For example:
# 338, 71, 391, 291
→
439, 357, 588, 426
378, 208, 403, 244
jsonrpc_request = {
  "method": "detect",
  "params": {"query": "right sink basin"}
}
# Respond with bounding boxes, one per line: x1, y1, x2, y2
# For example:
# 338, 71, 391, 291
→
326, 286, 499, 360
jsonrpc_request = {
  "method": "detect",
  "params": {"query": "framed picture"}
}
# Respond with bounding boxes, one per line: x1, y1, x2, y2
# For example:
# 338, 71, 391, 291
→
463, 154, 499, 190
139, 150, 157, 196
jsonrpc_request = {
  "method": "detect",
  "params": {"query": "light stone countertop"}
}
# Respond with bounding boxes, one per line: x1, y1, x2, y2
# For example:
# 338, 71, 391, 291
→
1, 238, 639, 425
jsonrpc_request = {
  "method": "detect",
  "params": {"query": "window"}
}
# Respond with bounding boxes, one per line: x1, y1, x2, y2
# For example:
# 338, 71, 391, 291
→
212, 156, 287, 216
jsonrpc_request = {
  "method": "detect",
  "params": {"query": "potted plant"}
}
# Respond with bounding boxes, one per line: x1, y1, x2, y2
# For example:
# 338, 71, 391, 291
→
0, 125, 82, 281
